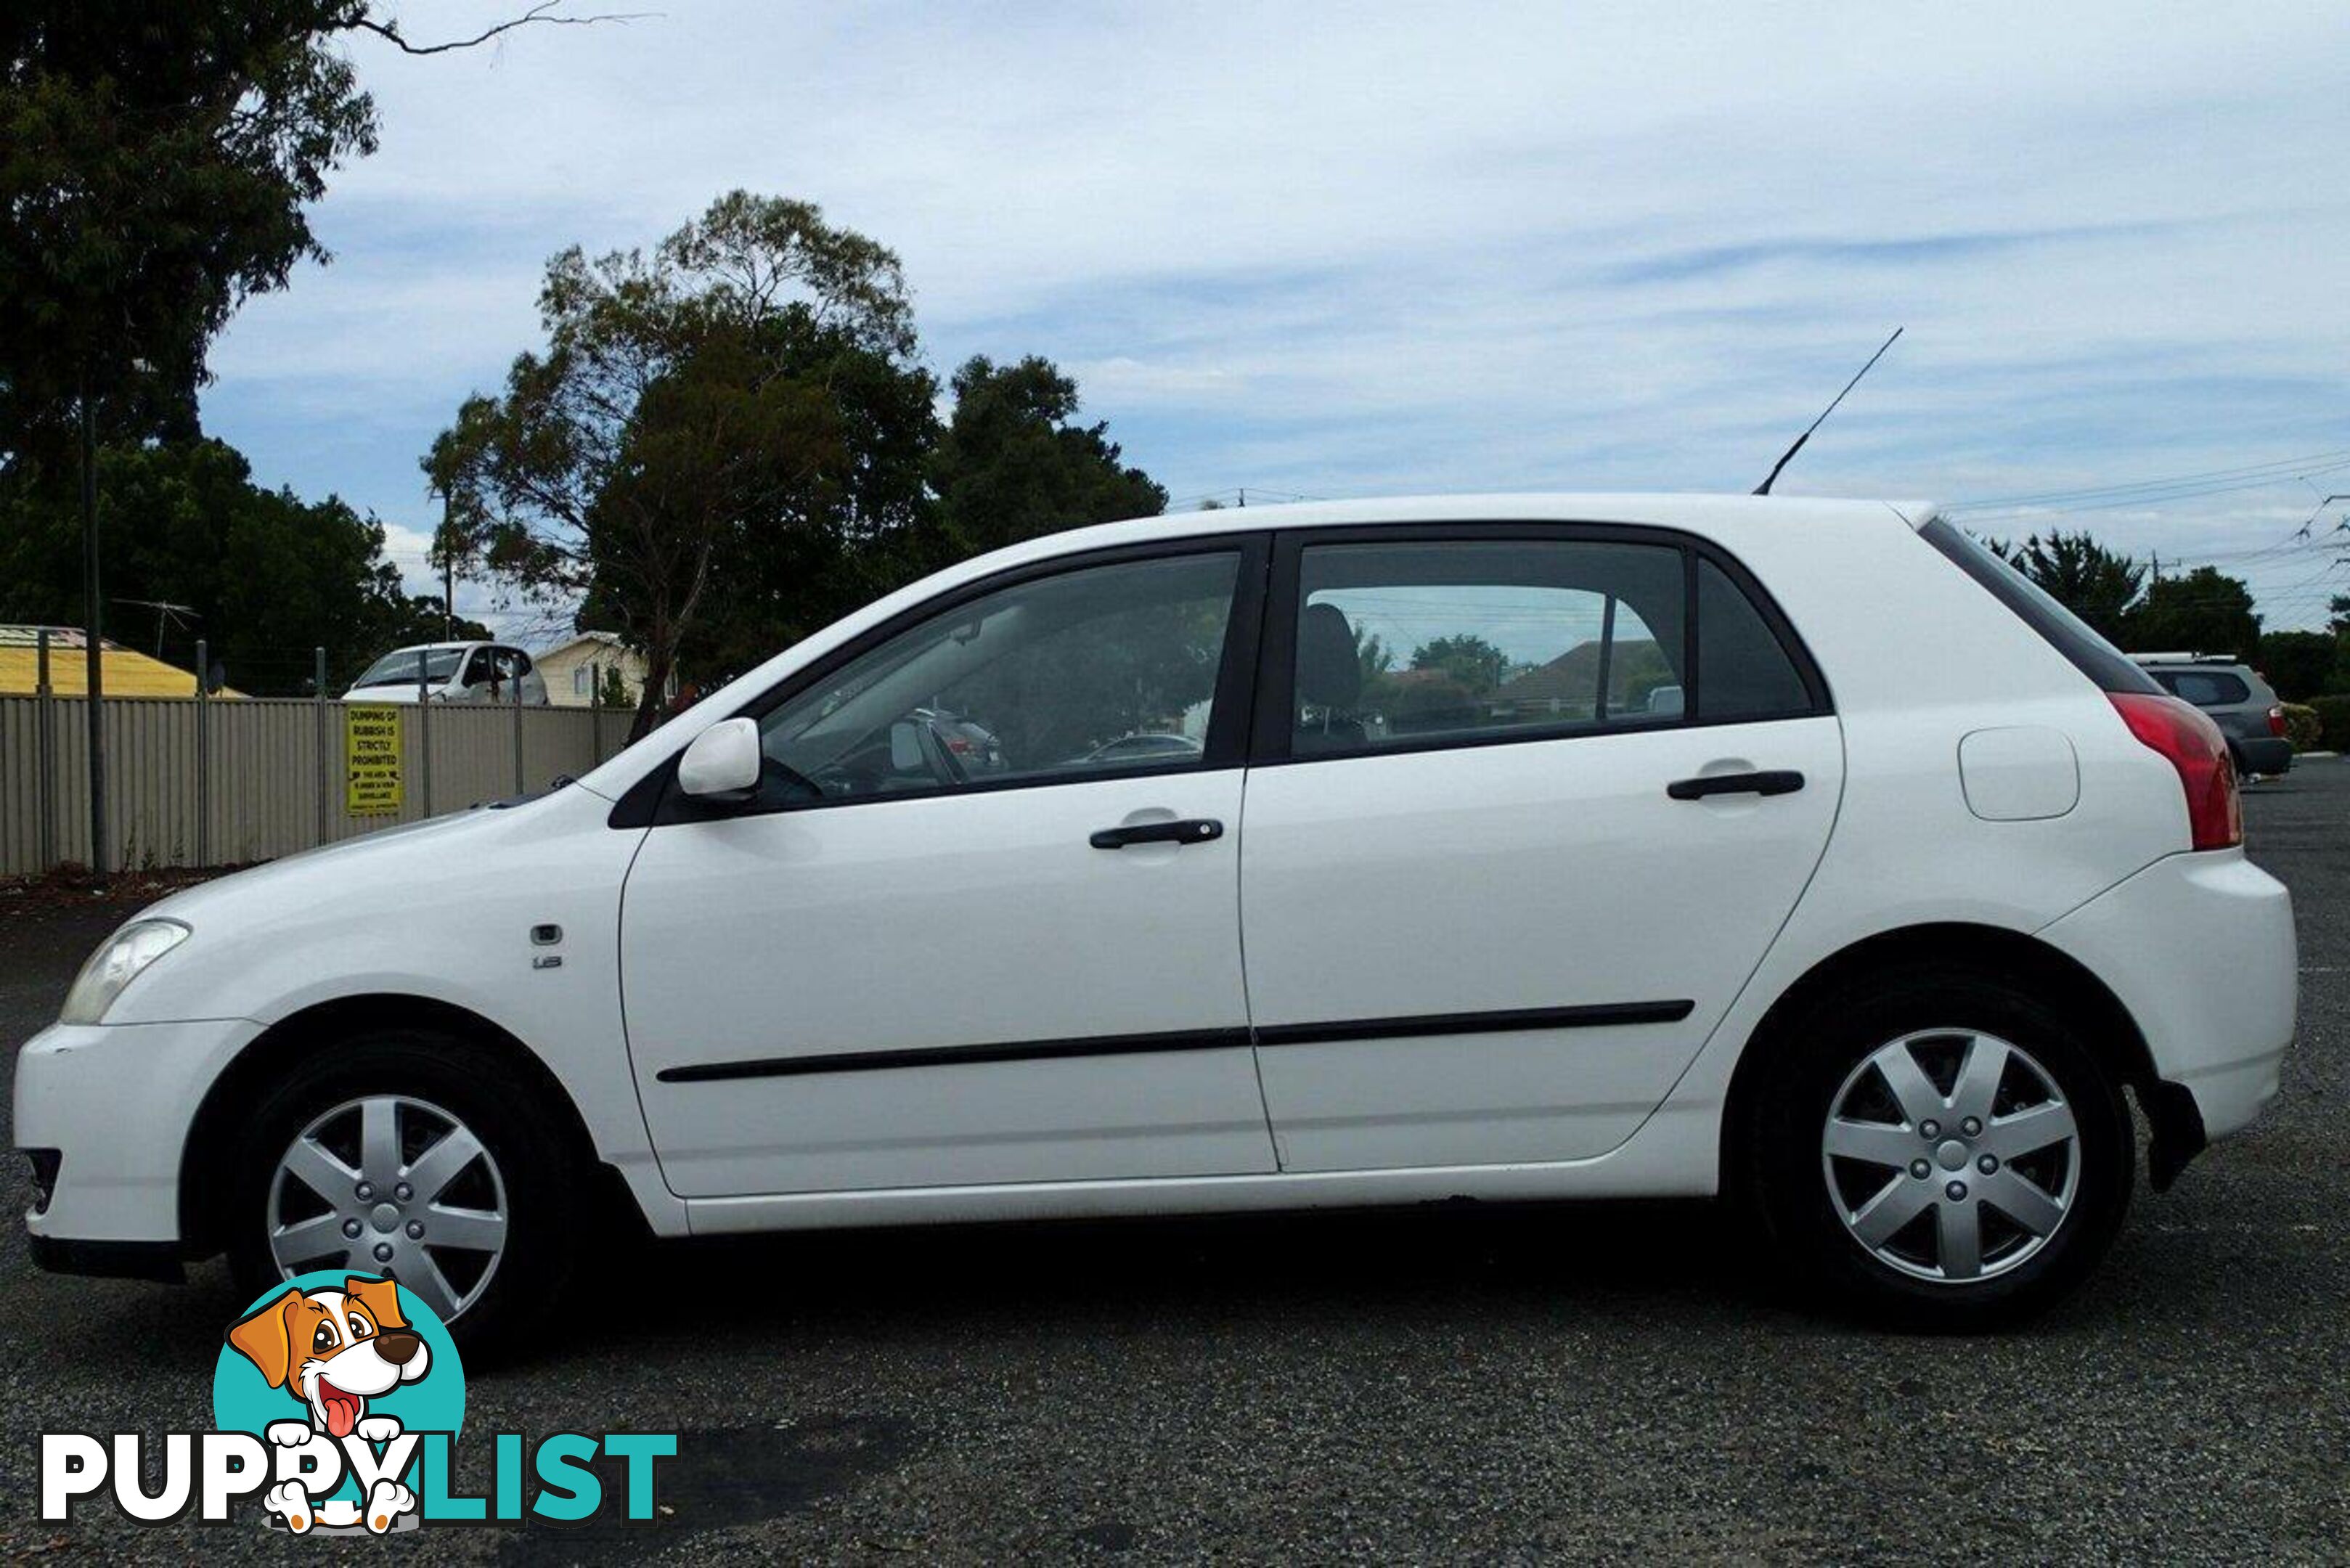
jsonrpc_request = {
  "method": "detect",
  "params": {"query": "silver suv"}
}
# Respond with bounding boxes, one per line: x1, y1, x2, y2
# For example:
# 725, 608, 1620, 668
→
2129, 654, 2292, 779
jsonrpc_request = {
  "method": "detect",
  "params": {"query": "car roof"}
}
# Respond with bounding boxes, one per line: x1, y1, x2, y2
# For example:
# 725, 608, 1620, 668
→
1023, 491, 1932, 547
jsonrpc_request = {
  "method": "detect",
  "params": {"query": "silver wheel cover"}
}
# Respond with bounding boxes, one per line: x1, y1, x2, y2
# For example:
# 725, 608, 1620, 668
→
1821, 1029, 2081, 1283
266, 1094, 509, 1322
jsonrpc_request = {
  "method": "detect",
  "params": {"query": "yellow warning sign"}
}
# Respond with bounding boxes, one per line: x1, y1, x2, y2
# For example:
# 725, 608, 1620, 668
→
345, 705, 404, 815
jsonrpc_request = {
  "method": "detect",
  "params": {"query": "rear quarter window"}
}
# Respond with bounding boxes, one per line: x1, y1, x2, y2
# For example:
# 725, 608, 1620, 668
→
2150, 669, 2252, 706
1919, 517, 2162, 695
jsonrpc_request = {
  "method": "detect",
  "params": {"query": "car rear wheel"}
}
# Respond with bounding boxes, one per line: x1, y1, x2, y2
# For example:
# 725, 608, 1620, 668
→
225, 1029, 584, 1352
1744, 968, 2133, 1329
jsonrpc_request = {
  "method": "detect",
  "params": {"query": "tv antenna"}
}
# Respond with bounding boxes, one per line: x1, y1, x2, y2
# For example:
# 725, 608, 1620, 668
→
114, 598, 200, 658
1753, 327, 1904, 496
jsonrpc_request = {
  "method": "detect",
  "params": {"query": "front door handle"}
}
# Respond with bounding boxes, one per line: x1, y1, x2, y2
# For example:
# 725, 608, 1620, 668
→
1666, 769, 1805, 801
1090, 818, 1225, 849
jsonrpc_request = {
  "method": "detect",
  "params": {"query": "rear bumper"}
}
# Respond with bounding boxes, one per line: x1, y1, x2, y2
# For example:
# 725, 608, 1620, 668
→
2231, 736, 2294, 776
2039, 848, 2296, 1145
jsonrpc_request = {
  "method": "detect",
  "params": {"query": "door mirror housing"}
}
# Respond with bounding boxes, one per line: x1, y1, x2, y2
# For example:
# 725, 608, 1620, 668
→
678, 717, 763, 801
889, 720, 926, 772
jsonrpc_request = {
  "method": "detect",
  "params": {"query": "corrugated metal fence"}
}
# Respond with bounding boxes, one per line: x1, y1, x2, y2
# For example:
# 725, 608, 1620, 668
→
0, 692, 635, 877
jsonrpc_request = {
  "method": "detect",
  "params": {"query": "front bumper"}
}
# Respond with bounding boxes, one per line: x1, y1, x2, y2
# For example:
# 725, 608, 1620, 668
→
28, 1235, 185, 1281
2039, 848, 2296, 1146
15, 1016, 261, 1254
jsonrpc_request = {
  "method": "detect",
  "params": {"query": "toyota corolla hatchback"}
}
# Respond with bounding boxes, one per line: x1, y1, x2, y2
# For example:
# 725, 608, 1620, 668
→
18, 496, 2296, 1342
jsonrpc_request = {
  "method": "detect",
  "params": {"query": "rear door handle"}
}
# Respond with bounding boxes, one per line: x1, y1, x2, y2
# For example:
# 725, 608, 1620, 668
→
1666, 769, 1805, 801
1090, 818, 1225, 849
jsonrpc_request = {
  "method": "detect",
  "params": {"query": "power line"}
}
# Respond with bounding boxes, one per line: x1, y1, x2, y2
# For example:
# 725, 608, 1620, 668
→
1947, 448, 2350, 513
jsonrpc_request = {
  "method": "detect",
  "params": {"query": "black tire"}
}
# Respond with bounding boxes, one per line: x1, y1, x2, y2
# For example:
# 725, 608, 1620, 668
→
224, 1028, 586, 1357
1740, 965, 2133, 1331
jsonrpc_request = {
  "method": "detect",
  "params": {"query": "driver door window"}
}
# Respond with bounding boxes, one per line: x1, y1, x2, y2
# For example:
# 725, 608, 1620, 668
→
754, 551, 1241, 807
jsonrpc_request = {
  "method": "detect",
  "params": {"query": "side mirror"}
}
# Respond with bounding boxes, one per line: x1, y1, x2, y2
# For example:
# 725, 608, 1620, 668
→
677, 717, 762, 801
889, 720, 925, 772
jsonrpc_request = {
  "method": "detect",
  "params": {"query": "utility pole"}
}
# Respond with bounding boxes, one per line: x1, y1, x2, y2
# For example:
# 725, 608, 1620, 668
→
439, 497, 457, 642
80, 369, 107, 890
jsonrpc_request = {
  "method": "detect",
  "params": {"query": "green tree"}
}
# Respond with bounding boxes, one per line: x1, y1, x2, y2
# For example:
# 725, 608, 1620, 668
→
1411, 633, 1509, 695
426, 192, 929, 738
3, 4, 373, 463
2130, 566, 2260, 659
0, 436, 478, 693
932, 356, 1167, 557
673, 308, 942, 678
2328, 595, 2350, 695
3, 2, 603, 467
2256, 629, 2341, 703
1989, 531, 2145, 644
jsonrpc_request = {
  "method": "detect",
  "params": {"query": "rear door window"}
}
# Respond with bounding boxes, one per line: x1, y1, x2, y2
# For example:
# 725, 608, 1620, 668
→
1278, 531, 1823, 759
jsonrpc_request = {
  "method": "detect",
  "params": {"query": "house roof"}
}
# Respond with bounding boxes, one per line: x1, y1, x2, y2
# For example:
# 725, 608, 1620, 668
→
0, 626, 243, 698
536, 631, 630, 659
1497, 637, 1666, 704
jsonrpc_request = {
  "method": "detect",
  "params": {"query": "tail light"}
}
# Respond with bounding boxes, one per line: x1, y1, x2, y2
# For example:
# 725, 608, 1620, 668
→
2110, 692, 2241, 851
2268, 705, 2288, 738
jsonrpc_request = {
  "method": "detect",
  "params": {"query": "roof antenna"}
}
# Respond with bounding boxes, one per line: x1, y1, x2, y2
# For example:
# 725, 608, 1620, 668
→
1753, 327, 1904, 496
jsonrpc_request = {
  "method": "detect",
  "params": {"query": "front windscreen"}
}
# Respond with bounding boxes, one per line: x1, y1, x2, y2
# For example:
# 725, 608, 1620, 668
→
353, 648, 465, 687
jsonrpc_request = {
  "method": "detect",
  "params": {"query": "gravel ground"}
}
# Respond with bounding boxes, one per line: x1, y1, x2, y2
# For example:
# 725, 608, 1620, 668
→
3, 762, 2345, 1562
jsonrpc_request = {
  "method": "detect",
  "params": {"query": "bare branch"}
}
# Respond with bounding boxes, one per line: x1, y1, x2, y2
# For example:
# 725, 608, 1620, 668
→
348, 1, 655, 57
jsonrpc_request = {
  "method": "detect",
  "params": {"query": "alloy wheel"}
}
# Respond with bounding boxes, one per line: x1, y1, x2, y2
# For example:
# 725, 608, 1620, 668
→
1821, 1029, 2080, 1283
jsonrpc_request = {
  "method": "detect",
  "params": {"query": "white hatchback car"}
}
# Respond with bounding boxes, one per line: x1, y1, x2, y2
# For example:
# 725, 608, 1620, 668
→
17, 496, 2296, 1340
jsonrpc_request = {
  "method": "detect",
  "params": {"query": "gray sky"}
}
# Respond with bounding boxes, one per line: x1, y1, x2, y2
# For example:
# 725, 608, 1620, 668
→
200, 1, 2350, 637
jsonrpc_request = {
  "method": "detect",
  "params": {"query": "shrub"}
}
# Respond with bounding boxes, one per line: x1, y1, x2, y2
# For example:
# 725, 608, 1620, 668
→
2312, 695, 2350, 754
2282, 703, 2322, 752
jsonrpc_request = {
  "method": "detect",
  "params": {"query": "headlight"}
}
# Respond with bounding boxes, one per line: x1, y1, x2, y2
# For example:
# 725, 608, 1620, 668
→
59, 919, 191, 1024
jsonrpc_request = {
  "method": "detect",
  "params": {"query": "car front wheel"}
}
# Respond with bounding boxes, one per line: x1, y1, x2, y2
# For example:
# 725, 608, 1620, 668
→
224, 1029, 584, 1351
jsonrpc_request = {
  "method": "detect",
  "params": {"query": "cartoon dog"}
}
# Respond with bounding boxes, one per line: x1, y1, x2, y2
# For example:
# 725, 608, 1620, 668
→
226, 1275, 428, 1533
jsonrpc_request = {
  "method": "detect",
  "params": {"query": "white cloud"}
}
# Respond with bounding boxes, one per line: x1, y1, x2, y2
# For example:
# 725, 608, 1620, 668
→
202, 0, 2350, 631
